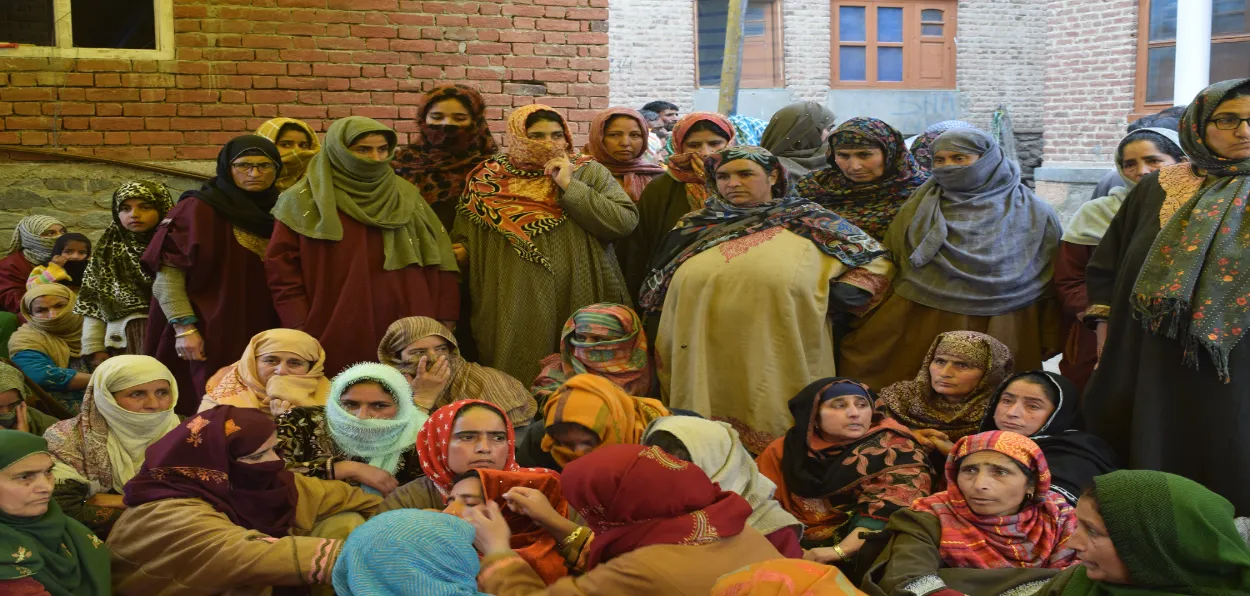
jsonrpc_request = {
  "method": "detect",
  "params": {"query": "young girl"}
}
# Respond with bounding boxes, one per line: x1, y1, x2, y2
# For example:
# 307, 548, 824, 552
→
26, 233, 91, 290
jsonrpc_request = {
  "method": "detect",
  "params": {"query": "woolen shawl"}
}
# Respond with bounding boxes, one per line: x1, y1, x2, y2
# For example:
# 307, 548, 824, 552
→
531, 303, 652, 403
205, 328, 330, 410
73, 181, 175, 322
332, 509, 489, 596
183, 135, 282, 238
392, 84, 499, 206
540, 373, 670, 467
254, 117, 322, 193
9, 284, 82, 368
583, 107, 666, 202
909, 120, 975, 170
325, 362, 428, 476
760, 101, 838, 177
1063, 128, 1182, 246
5, 215, 65, 266
416, 399, 541, 497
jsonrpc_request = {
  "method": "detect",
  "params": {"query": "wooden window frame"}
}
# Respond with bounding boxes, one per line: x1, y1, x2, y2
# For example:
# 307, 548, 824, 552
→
1133, 0, 1250, 119
830, 0, 956, 90
692, 0, 787, 89
0, 0, 174, 60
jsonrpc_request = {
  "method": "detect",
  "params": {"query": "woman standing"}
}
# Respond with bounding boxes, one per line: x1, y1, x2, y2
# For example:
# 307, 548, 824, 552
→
0, 215, 66, 314
760, 101, 838, 183
254, 117, 321, 193
1083, 78, 1250, 513
583, 107, 667, 203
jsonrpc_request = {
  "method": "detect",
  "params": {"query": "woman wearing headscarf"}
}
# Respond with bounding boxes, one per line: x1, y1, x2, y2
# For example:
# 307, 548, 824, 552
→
530, 303, 653, 405
254, 117, 321, 193
1054, 128, 1185, 392
793, 117, 930, 240
640, 146, 893, 449
712, 559, 866, 596
1083, 79, 1250, 514
730, 114, 769, 146
840, 128, 1063, 391
908, 119, 975, 171
454, 104, 637, 386
377, 316, 536, 425
643, 416, 805, 558
25, 232, 91, 291
0, 215, 66, 314
142, 135, 283, 414
583, 107, 667, 203
8, 285, 89, 414
864, 431, 1078, 595
0, 430, 111, 596
75, 182, 175, 366
199, 328, 330, 413
108, 406, 382, 594
332, 509, 490, 596
0, 361, 58, 436
760, 101, 838, 182
42, 355, 179, 539
267, 116, 460, 378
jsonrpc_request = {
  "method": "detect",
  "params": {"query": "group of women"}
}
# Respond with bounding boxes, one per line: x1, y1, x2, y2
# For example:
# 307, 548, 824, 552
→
1, 76, 1249, 595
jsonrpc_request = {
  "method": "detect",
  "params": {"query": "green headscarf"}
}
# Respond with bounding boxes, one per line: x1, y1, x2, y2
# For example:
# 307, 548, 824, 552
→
0, 430, 111, 595
1060, 470, 1250, 595
272, 116, 458, 272
0, 361, 29, 429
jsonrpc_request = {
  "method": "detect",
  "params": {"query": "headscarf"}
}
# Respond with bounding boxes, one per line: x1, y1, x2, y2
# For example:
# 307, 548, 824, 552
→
911, 431, 1078, 569
44, 355, 180, 494
909, 120, 976, 170
643, 417, 801, 538
204, 329, 330, 410
273, 116, 457, 272
1062, 128, 1183, 246
878, 331, 1014, 441
254, 117, 322, 192
472, 468, 570, 584
0, 430, 111, 596
417, 400, 540, 498
392, 84, 499, 206
665, 112, 737, 210
5, 215, 65, 267
325, 362, 427, 476
887, 128, 1062, 316
532, 303, 652, 403
639, 146, 888, 313
540, 374, 670, 467
583, 107, 666, 202
331, 509, 489, 596
9, 285, 82, 368
562, 443, 753, 568
459, 104, 592, 272
1058, 470, 1250, 596
73, 182, 175, 322
123, 406, 299, 538
760, 101, 839, 177
182, 134, 282, 238
1130, 78, 1250, 382
729, 114, 769, 146
0, 362, 28, 429
376, 317, 537, 426
977, 371, 1118, 504
711, 559, 867, 596
793, 117, 930, 239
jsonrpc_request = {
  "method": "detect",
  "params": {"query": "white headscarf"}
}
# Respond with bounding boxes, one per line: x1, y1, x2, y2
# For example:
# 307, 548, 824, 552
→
90, 355, 181, 491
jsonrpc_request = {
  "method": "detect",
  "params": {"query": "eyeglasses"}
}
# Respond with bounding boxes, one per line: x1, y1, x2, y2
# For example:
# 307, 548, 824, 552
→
1211, 116, 1250, 131
231, 162, 277, 174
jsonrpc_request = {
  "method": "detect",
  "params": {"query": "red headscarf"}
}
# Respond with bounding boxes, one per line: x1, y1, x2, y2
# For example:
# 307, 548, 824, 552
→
416, 399, 534, 497
123, 406, 298, 537
392, 84, 499, 205
664, 112, 736, 210
562, 443, 752, 568
911, 431, 1078, 570
582, 107, 665, 202
476, 468, 570, 584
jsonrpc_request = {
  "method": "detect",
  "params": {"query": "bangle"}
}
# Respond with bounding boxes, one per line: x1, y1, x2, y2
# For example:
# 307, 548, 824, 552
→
831, 544, 849, 562
561, 526, 585, 548
174, 328, 199, 338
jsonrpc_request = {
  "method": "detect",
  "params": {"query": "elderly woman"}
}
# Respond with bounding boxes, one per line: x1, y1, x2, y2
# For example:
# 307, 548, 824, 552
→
8, 285, 90, 414
0, 361, 57, 436
199, 328, 330, 413
254, 117, 321, 193
42, 355, 179, 539
1083, 78, 1250, 514
377, 316, 535, 426
760, 101, 839, 182
332, 509, 491, 596
0, 215, 66, 314
583, 107, 667, 203
531, 303, 653, 405
840, 128, 1062, 392
0, 430, 110, 596
640, 146, 893, 449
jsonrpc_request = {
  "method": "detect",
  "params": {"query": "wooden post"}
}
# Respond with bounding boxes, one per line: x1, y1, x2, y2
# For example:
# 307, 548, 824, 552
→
717, 0, 748, 115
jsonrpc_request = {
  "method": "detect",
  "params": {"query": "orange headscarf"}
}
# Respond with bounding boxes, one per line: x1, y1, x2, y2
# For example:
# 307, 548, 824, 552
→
540, 374, 669, 467
711, 559, 867, 595
477, 468, 569, 585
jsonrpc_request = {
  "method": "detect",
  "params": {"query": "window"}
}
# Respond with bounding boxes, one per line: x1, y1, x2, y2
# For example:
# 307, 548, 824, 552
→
697, 0, 785, 88
1136, 0, 1250, 113
832, 0, 956, 89
0, 0, 173, 59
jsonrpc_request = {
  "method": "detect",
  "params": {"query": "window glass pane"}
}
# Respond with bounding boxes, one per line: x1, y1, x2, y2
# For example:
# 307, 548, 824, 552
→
840, 46, 867, 81
921, 8, 944, 22
1211, 41, 1250, 81
922, 24, 943, 36
1146, 45, 1176, 104
70, 0, 156, 49
839, 6, 866, 42
878, 7, 903, 43
744, 5, 766, 36
1213, 0, 1249, 35
697, 0, 730, 85
1149, 0, 1177, 41
0, 0, 55, 46
878, 46, 903, 81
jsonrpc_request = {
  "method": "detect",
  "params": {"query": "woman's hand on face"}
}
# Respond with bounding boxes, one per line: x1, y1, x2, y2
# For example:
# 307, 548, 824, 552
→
408, 356, 451, 410
50, 254, 70, 267
268, 399, 293, 418
14, 402, 28, 434
463, 500, 515, 556
334, 461, 400, 496
544, 156, 574, 190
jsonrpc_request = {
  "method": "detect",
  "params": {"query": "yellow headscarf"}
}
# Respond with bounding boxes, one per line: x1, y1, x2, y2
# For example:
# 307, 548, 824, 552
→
8, 284, 82, 368
88, 355, 180, 491
255, 117, 322, 192
205, 328, 330, 409
540, 374, 669, 467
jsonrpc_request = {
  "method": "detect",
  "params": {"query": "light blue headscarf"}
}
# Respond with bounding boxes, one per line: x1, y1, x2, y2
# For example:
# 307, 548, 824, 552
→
332, 509, 489, 596
325, 362, 427, 477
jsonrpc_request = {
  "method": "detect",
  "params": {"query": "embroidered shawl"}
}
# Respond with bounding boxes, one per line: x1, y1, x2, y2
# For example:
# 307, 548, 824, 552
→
531, 303, 652, 403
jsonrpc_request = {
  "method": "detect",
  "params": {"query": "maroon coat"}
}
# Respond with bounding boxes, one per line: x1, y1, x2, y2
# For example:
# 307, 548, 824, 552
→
0, 251, 34, 314
1053, 241, 1097, 392
265, 215, 459, 378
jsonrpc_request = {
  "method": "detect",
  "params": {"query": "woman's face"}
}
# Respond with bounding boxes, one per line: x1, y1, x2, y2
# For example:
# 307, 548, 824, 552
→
1069, 496, 1133, 584
526, 120, 566, 143
118, 197, 161, 233
40, 225, 66, 239
603, 115, 646, 162
114, 379, 174, 413
928, 350, 985, 402
425, 98, 473, 128
274, 128, 313, 155
230, 154, 279, 192
444, 474, 485, 516
29, 295, 69, 320
715, 159, 778, 207
348, 133, 393, 162
0, 453, 55, 518
236, 432, 282, 464
993, 380, 1056, 437
832, 146, 886, 183
399, 336, 453, 371
446, 407, 509, 475
817, 394, 874, 442
682, 129, 729, 155
256, 351, 312, 386
549, 423, 600, 459
1119, 139, 1180, 184
1205, 96, 1250, 161
58, 241, 90, 262
955, 450, 1035, 517
932, 150, 981, 168
338, 382, 397, 420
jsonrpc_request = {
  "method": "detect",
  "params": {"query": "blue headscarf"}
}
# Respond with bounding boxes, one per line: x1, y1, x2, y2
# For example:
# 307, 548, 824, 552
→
332, 509, 489, 596
325, 362, 427, 477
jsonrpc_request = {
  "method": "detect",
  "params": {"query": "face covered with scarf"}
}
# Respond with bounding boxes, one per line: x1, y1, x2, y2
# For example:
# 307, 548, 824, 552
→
532, 303, 653, 403
508, 104, 576, 171
207, 329, 330, 410
392, 84, 500, 206
11, 284, 83, 369
0, 364, 28, 430
711, 559, 866, 596
541, 374, 670, 467
6, 215, 66, 266
325, 363, 428, 480
255, 118, 322, 192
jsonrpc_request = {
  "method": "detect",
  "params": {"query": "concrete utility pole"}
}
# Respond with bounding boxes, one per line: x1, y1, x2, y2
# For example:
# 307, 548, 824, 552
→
717, 0, 748, 115
1173, 0, 1213, 105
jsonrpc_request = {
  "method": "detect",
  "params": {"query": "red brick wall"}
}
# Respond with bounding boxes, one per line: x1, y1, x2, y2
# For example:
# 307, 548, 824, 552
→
0, 0, 610, 160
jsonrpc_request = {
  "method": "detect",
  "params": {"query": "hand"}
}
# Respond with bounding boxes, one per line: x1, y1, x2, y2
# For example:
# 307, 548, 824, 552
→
14, 402, 29, 434
804, 529, 871, 563
452, 243, 468, 268
173, 326, 206, 361
462, 500, 514, 556
502, 486, 562, 528
334, 461, 399, 496
269, 399, 293, 418
89, 351, 110, 370
51, 254, 70, 267
86, 493, 127, 509
408, 355, 451, 411
544, 155, 573, 190
913, 429, 953, 455
1095, 321, 1108, 364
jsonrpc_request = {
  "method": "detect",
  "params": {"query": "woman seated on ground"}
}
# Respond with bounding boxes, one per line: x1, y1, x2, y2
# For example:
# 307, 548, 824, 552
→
467, 443, 782, 594
643, 416, 805, 558
531, 303, 653, 406
0, 430, 110, 596
8, 285, 90, 415
377, 316, 536, 426
712, 559, 867, 596
755, 378, 932, 571
976, 371, 1118, 504
864, 431, 1078, 595
26, 233, 91, 291
43, 355, 180, 539
199, 328, 330, 414
332, 509, 491, 596
108, 405, 382, 594
277, 362, 427, 496
254, 117, 321, 193
0, 215, 66, 314
0, 360, 58, 436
